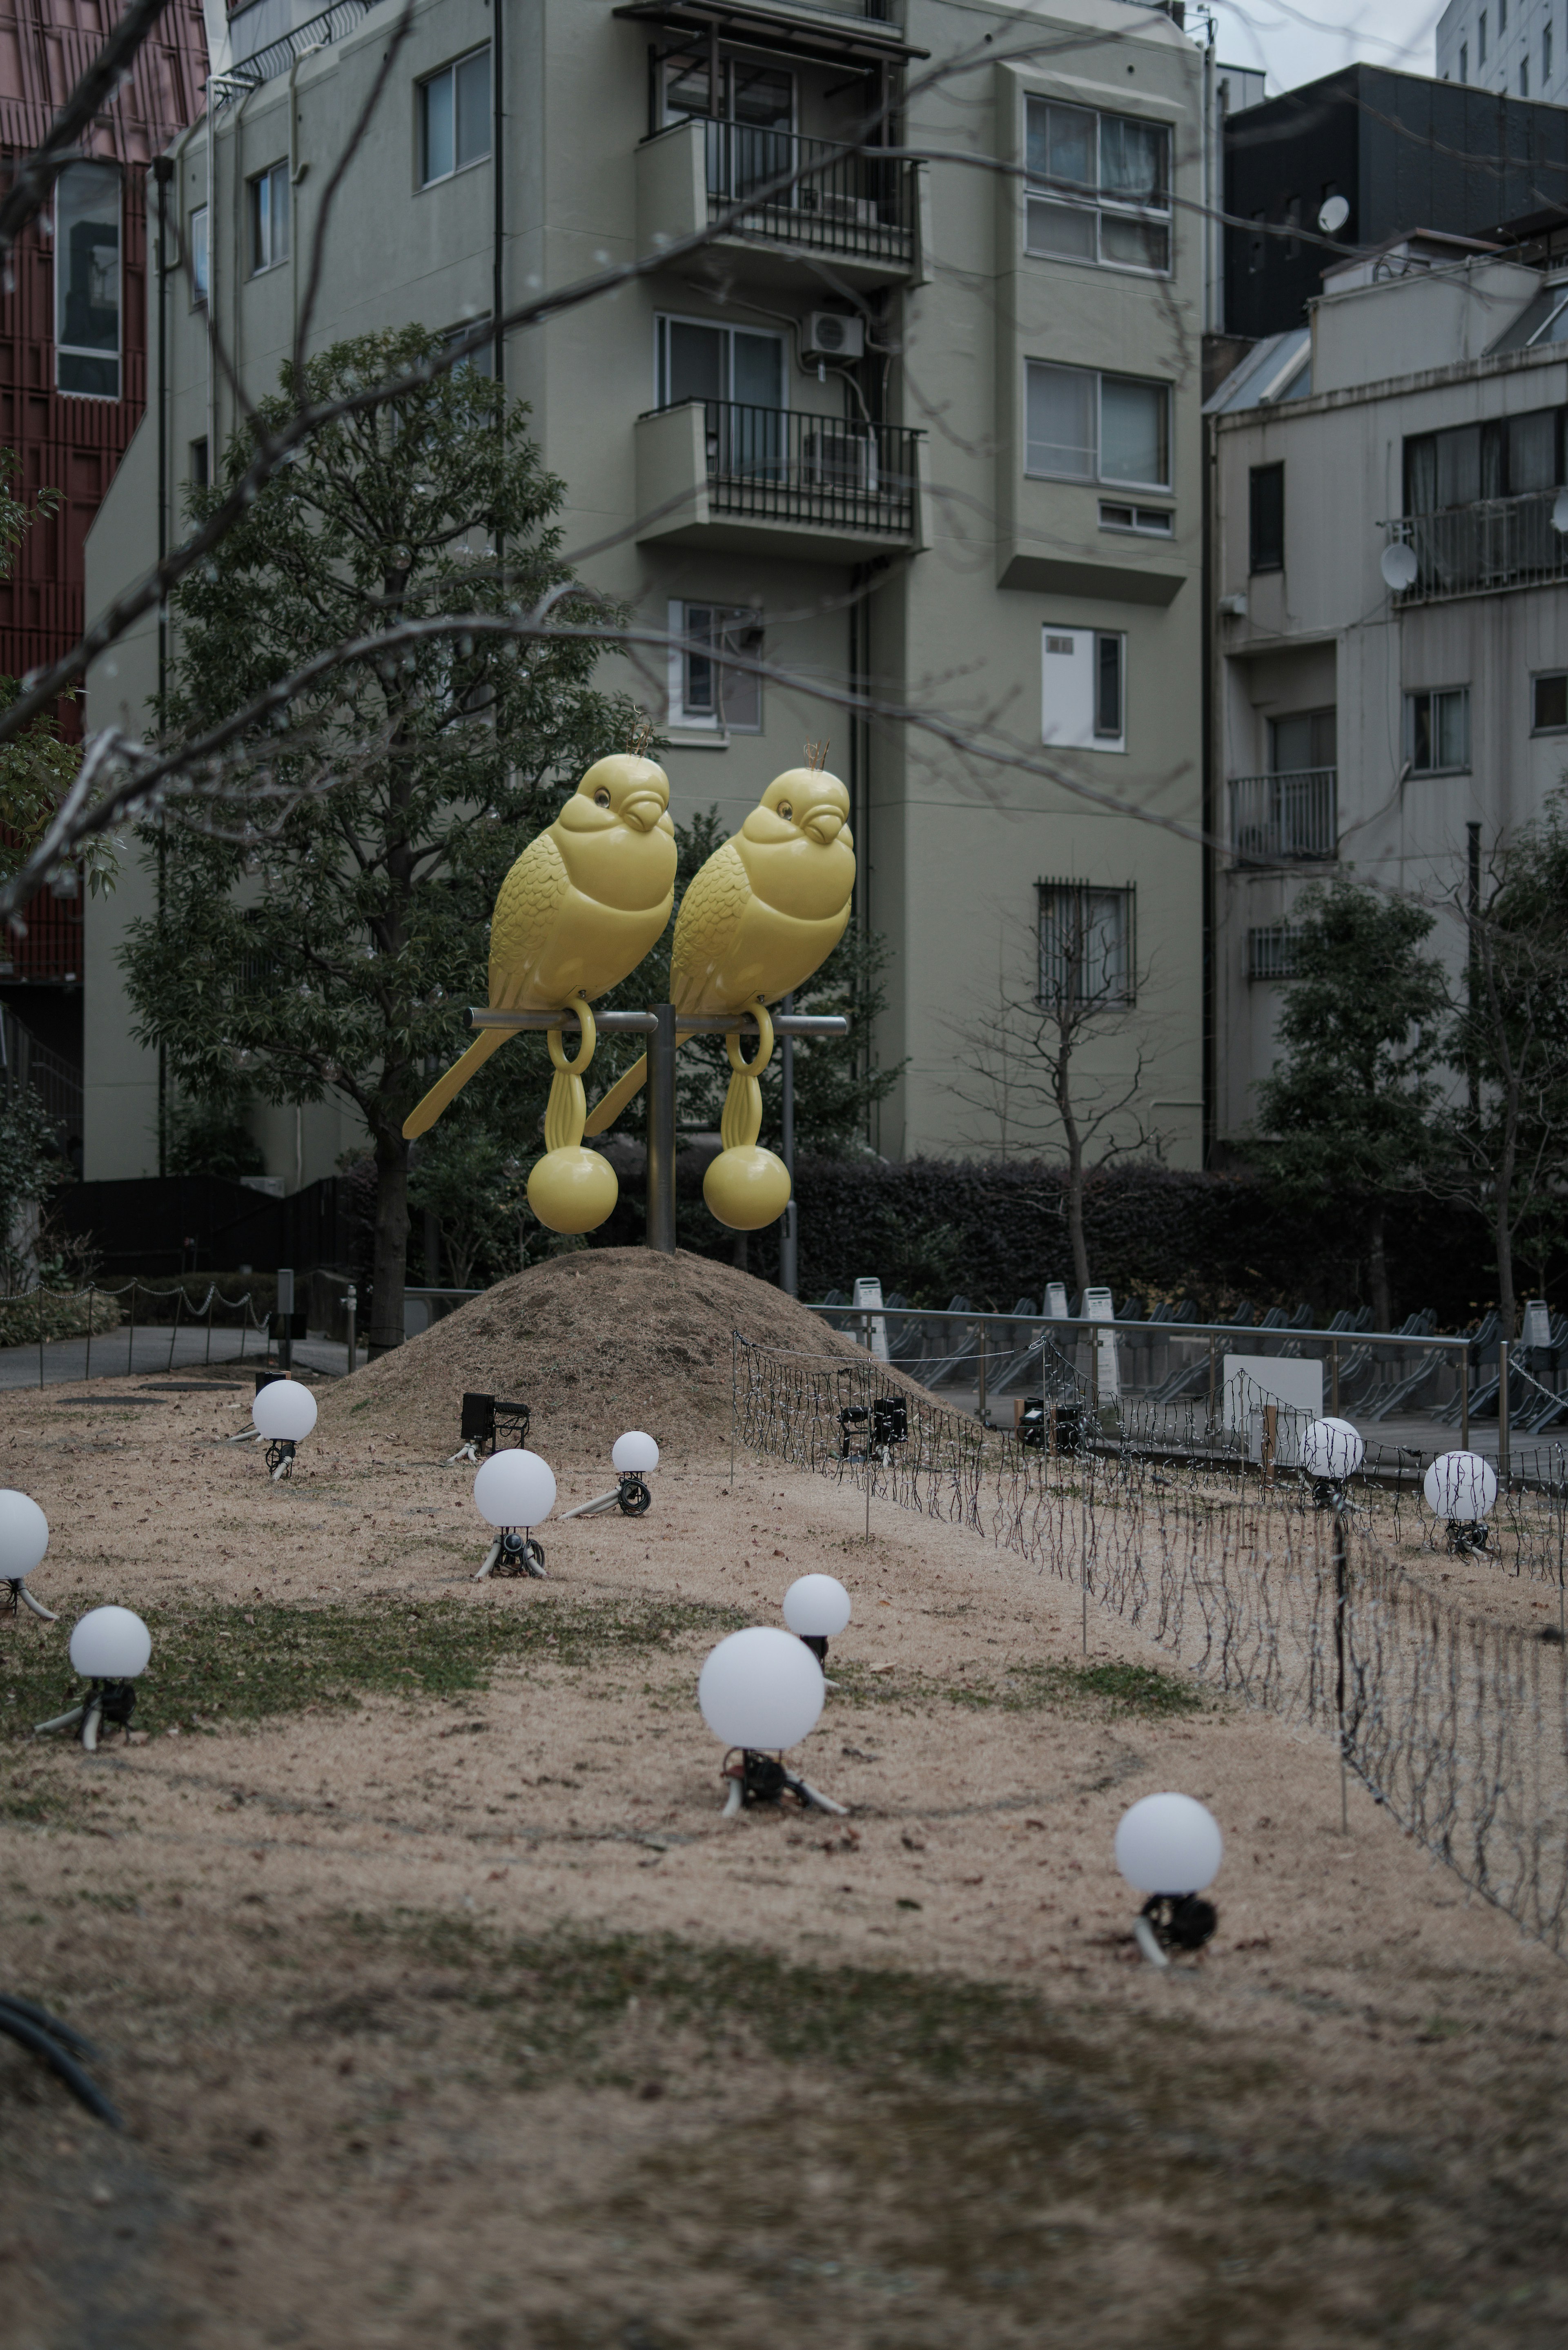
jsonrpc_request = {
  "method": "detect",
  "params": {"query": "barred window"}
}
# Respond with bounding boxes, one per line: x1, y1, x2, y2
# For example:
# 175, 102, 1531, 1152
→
1037, 880, 1135, 1010
1247, 923, 1302, 981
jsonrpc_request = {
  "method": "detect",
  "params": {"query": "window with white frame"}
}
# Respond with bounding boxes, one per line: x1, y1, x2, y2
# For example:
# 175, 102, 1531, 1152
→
420, 47, 491, 185
189, 203, 208, 303
248, 161, 289, 274
1025, 361, 1169, 489
1405, 686, 1470, 774
1037, 879, 1135, 1009
668, 601, 762, 731
55, 161, 120, 399
655, 316, 784, 410
1024, 98, 1171, 274
1041, 626, 1125, 752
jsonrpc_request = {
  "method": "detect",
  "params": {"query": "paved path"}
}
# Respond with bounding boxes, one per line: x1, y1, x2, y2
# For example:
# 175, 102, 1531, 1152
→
0, 1326, 350, 1390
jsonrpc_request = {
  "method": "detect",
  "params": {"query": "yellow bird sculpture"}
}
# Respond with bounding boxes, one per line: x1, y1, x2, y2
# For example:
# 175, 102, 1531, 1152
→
402, 752, 677, 1142
583, 756, 855, 1230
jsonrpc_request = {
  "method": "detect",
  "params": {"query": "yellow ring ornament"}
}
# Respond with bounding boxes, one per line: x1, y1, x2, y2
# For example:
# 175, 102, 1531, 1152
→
526, 993, 620, 1235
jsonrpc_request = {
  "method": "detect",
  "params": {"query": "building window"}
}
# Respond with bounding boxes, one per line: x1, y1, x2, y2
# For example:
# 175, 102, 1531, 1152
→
1521, 56, 1530, 95
667, 600, 762, 731
1546, 23, 1554, 80
661, 50, 793, 134
1532, 671, 1568, 731
441, 315, 493, 375
189, 203, 208, 303
1037, 880, 1135, 1009
1098, 500, 1172, 534
1025, 362, 1169, 489
1403, 406, 1564, 509
1406, 687, 1470, 773
248, 161, 289, 274
1460, 40, 1469, 78
1249, 462, 1285, 571
419, 47, 491, 185
655, 315, 784, 410
190, 437, 209, 489
1248, 923, 1303, 982
54, 161, 120, 399
1042, 626, 1126, 752
1270, 707, 1336, 774
1024, 98, 1170, 274
1480, 9, 1488, 63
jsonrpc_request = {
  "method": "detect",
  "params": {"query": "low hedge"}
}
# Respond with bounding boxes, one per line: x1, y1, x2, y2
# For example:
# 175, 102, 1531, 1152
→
0, 1290, 122, 1346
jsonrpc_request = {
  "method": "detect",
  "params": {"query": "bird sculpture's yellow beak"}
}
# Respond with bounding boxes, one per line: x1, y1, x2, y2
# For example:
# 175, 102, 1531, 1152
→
803, 804, 845, 845
621, 790, 668, 832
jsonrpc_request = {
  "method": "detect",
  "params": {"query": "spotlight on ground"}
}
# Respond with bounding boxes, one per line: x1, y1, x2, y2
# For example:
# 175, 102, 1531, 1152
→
0, 1489, 56, 1622
473, 1447, 557, 1579
1423, 1449, 1498, 1555
1115, 1791, 1223, 1968
252, 1376, 318, 1481
34, 1606, 153, 1751
448, 1391, 531, 1465
699, 1625, 846, 1817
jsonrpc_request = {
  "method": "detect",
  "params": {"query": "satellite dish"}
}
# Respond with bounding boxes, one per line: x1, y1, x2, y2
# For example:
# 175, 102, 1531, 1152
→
1380, 541, 1419, 592
1317, 194, 1350, 236
1552, 486, 1568, 534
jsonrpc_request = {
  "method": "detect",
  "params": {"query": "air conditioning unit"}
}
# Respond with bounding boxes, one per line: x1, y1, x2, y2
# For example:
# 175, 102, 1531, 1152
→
802, 427, 878, 494
802, 310, 865, 362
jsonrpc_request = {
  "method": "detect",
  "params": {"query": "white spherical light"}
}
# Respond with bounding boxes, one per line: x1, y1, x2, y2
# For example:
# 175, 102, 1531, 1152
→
1300, 1416, 1365, 1480
0, 1489, 49, 1579
612, 1431, 660, 1473
698, 1626, 824, 1751
782, 1573, 852, 1639
252, 1380, 318, 1442
1114, 1792, 1224, 1896
473, 1447, 557, 1529
1423, 1450, 1497, 1522
69, 1605, 151, 1681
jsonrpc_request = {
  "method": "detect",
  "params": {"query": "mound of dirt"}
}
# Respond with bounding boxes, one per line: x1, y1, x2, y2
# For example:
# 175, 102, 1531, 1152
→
318, 1247, 893, 1466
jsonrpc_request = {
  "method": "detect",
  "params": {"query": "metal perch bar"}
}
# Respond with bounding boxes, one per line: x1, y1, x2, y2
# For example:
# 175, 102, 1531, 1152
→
468, 1007, 848, 1038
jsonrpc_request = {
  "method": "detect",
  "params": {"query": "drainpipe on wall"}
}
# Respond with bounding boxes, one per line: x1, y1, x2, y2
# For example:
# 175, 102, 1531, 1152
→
154, 155, 174, 1177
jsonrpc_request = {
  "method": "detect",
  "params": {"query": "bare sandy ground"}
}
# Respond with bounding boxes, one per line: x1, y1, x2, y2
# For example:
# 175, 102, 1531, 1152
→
1, 1331, 1567, 2348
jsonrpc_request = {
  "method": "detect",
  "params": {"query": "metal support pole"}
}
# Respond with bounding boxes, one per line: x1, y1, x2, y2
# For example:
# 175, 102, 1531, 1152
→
976, 1332, 987, 1425
1334, 1505, 1350, 1834
1208, 1335, 1217, 1429
1499, 1338, 1510, 1480
1461, 1342, 1470, 1453
345, 1284, 357, 1377
778, 991, 797, 1297
646, 1003, 677, 1255
1330, 1337, 1340, 1416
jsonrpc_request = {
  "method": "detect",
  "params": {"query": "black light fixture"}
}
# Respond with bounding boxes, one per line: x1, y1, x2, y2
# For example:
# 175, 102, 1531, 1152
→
449, 1391, 532, 1465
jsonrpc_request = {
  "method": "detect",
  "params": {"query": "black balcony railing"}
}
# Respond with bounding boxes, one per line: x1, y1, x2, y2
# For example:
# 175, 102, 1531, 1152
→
1228, 769, 1337, 865
662, 401, 919, 537
703, 123, 915, 267
216, 0, 373, 101
1389, 491, 1568, 603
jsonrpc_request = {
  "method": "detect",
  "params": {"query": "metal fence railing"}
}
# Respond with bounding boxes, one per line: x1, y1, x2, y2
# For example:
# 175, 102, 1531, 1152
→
1389, 491, 1568, 604
1227, 767, 1337, 865
216, 0, 372, 100
649, 401, 920, 539
703, 123, 916, 267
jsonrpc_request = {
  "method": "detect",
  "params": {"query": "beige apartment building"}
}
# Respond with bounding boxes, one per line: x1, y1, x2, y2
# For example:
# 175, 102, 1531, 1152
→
84, 0, 1206, 1186
1207, 234, 1568, 1149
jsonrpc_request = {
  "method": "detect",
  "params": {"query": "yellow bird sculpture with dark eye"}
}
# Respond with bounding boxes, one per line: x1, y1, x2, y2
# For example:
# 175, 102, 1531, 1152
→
402, 753, 676, 1142
583, 757, 854, 1229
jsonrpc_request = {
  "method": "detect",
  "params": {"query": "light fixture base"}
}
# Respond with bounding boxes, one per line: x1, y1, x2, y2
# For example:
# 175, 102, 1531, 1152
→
475, 1527, 547, 1580
720, 1747, 849, 1817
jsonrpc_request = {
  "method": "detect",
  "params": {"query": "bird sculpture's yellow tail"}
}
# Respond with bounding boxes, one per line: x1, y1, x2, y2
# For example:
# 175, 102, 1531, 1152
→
402, 1028, 509, 1140
582, 1055, 648, 1137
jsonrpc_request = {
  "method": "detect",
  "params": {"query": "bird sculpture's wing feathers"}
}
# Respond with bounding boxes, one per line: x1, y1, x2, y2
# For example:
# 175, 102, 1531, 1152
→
489, 830, 571, 1005
672, 841, 752, 1004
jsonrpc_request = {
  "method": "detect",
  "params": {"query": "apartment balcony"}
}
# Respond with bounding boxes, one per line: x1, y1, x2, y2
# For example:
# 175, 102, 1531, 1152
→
635, 399, 922, 561
1388, 491, 1568, 605
637, 117, 918, 283
1227, 769, 1337, 866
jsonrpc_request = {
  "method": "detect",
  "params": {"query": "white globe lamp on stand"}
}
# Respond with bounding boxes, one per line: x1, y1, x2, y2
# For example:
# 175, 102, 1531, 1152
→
252, 1378, 318, 1481
559, 1431, 663, 1524
1300, 1416, 1365, 1502
0, 1489, 55, 1622
698, 1625, 846, 1817
35, 1605, 153, 1751
1423, 1449, 1498, 1556
473, 1448, 557, 1578
782, 1572, 851, 1666
1114, 1792, 1224, 1968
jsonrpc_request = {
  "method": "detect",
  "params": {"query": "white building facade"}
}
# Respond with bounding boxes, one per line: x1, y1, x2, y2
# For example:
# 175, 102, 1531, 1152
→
83, 0, 1208, 1191
1207, 238, 1568, 1148
1437, 0, 1566, 101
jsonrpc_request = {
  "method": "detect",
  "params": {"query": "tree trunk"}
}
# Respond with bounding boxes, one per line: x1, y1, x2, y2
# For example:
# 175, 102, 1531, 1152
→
368, 1128, 410, 1357
1366, 1202, 1391, 1332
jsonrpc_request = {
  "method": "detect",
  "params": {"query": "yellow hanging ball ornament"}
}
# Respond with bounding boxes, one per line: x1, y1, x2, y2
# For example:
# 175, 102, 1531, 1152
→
528, 1145, 619, 1235
703, 1144, 791, 1232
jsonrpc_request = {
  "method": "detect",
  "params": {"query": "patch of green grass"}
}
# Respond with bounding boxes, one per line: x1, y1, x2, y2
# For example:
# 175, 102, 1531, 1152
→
0, 1594, 746, 1738
830, 1655, 1207, 1719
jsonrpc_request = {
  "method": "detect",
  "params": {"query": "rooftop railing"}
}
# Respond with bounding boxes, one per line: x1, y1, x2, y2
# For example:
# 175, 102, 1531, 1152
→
1389, 491, 1568, 604
215, 0, 372, 102
1227, 767, 1337, 865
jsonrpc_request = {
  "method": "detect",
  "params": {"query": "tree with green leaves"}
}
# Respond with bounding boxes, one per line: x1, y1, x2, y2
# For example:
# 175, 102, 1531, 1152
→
0, 451, 112, 896
120, 327, 637, 1353
1442, 801, 1568, 1334
1251, 880, 1447, 1329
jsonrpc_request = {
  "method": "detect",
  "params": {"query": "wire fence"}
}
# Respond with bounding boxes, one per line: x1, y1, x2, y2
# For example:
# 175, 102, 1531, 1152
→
0, 1282, 273, 1387
735, 1335, 1568, 1956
